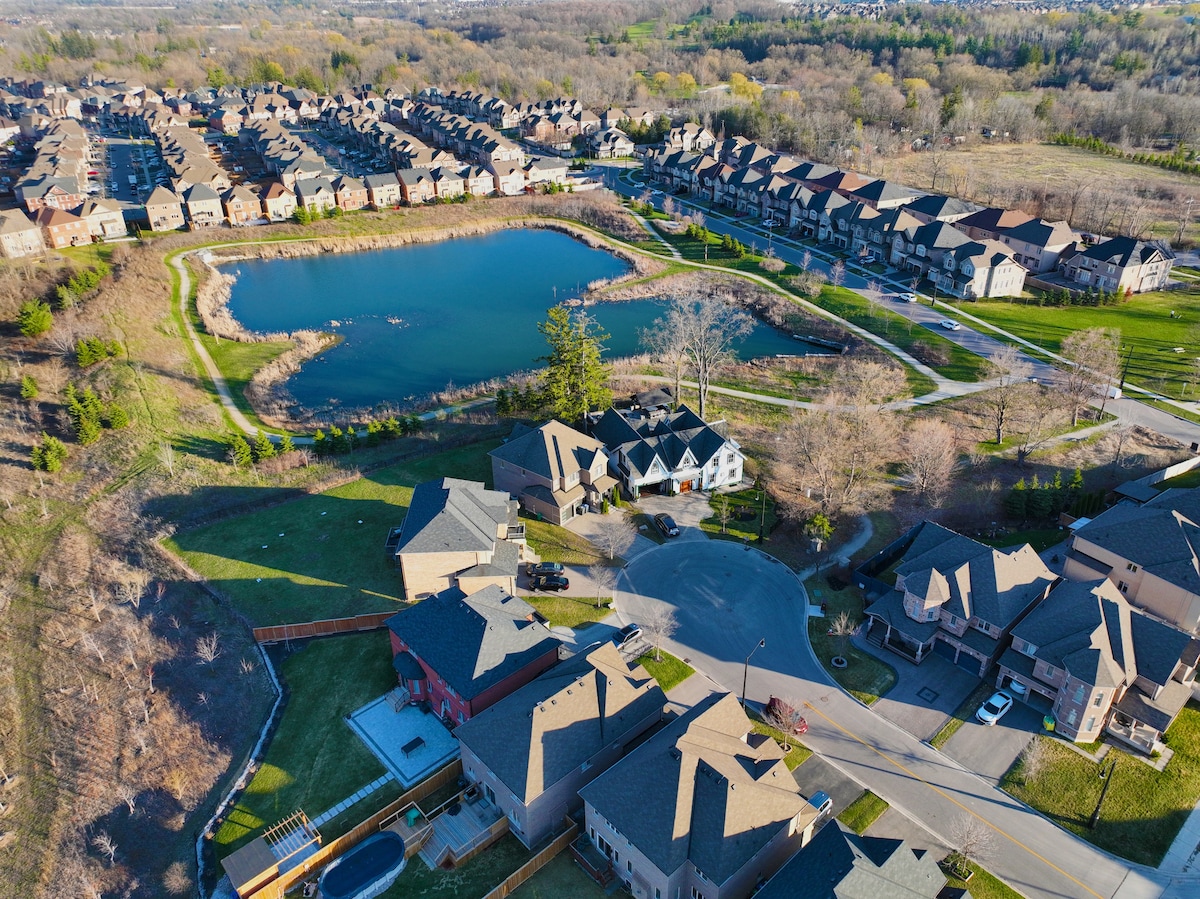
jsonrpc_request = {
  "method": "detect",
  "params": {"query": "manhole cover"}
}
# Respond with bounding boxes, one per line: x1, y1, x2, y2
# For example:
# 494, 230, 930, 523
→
917, 687, 939, 703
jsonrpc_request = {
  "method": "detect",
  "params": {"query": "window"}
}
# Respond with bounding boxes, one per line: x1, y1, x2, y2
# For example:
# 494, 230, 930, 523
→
1086, 717, 1096, 732
656, 891, 661, 899
627, 861, 632, 874
1067, 709, 1077, 726
692, 888, 706, 899
1118, 581, 1129, 593
1072, 684, 1085, 704
1126, 563, 1139, 573
1094, 693, 1104, 707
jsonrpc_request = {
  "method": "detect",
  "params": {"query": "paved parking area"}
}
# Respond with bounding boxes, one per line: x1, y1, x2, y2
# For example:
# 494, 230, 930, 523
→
942, 700, 1042, 787
632, 492, 714, 542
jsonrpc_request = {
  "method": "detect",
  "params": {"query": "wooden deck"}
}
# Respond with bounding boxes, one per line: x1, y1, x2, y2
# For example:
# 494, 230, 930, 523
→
417, 792, 506, 869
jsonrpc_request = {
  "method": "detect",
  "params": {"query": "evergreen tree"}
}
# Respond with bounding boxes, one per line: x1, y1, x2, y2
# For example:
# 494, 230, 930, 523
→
312, 428, 327, 456
228, 433, 252, 467
1004, 478, 1028, 518
1027, 474, 1053, 519
328, 424, 346, 453
252, 430, 276, 461
383, 416, 401, 438
406, 414, 422, 434
366, 420, 382, 446
105, 404, 129, 429
17, 299, 53, 337
537, 306, 611, 426
1050, 469, 1065, 513
1068, 467, 1084, 492
19, 374, 38, 400
31, 433, 68, 472
495, 387, 512, 416
279, 433, 295, 454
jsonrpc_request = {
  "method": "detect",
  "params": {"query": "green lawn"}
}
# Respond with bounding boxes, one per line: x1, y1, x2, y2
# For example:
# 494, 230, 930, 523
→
508, 849, 611, 899
1145, 398, 1200, 425
748, 710, 813, 770
637, 650, 694, 692
701, 487, 778, 542
931, 681, 996, 750
962, 286, 1200, 399
1156, 466, 1200, 491
978, 527, 1066, 553
805, 580, 897, 705
629, 511, 667, 544
379, 833, 533, 899
527, 594, 611, 628
838, 790, 889, 834
164, 439, 499, 626
523, 519, 609, 565
1001, 702, 1200, 865
214, 632, 396, 857
941, 861, 1024, 899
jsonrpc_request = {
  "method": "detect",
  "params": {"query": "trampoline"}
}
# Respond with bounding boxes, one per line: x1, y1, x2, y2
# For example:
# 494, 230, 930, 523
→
318, 831, 407, 899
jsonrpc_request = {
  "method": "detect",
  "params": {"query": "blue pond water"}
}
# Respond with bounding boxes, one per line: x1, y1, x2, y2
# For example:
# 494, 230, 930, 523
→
222, 229, 808, 412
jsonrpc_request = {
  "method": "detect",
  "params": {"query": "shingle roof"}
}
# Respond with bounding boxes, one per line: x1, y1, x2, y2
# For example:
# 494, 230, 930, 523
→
580, 693, 816, 885
455, 642, 664, 802
490, 420, 607, 484
590, 404, 737, 480
395, 477, 516, 555
384, 584, 558, 701
755, 821, 946, 899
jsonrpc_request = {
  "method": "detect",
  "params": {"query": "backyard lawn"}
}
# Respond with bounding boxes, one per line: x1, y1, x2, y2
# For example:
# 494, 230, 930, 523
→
165, 439, 500, 626
1001, 702, 1200, 866
213, 631, 397, 858
805, 579, 897, 705
961, 285, 1200, 399
637, 650, 695, 692
701, 486, 778, 542
508, 849, 610, 899
523, 519, 609, 565
747, 711, 813, 770
379, 833, 533, 899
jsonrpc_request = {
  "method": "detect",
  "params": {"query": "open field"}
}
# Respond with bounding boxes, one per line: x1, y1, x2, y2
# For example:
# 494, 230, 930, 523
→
165, 438, 499, 626
1001, 702, 1200, 865
884, 142, 1200, 246
213, 631, 396, 858
960, 286, 1200, 399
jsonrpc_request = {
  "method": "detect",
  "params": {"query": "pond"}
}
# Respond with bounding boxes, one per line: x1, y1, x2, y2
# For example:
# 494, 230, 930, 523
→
222, 229, 815, 412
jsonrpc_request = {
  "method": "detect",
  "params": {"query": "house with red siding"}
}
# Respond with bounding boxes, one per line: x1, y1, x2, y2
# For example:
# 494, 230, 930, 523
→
385, 584, 560, 726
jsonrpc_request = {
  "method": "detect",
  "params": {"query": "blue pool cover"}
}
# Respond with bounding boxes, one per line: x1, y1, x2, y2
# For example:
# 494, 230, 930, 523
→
318, 831, 406, 899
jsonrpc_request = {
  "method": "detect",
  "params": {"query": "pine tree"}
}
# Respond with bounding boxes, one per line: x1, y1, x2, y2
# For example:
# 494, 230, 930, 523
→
19, 374, 38, 400
228, 433, 253, 467
537, 306, 611, 427
252, 430, 276, 461
1004, 478, 1028, 518
495, 387, 511, 416
105, 404, 129, 429
312, 428, 327, 456
1068, 467, 1084, 492
1027, 475, 1053, 519
279, 433, 295, 454
31, 433, 68, 472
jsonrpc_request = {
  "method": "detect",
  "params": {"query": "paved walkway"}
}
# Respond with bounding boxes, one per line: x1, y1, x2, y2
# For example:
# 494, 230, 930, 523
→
309, 773, 395, 829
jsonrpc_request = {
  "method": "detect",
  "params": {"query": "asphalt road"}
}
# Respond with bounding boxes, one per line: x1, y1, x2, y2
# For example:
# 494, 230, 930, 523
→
615, 539, 1182, 899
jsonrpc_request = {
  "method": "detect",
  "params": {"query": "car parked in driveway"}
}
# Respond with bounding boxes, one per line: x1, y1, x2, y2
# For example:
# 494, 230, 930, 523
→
939, 319, 962, 331
975, 690, 1014, 726
765, 695, 809, 734
807, 791, 833, 817
526, 561, 565, 578
613, 623, 642, 647
654, 513, 680, 537
529, 573, 569, 592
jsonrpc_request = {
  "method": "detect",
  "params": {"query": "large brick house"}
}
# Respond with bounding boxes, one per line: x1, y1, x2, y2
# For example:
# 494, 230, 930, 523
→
860, 522, 1056, 676
1060, 236, 1174, 294
384, 584, 559, 726
580, 692, 821, 899
456, 642, 665, 849
392, 477, 525, 602
1063, 488, 1200, 632
489, 420, 617, 525
998, 578, 1199, 753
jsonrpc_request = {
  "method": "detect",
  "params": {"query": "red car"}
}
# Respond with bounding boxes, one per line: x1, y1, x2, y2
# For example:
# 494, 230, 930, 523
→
765, 696, 808, 735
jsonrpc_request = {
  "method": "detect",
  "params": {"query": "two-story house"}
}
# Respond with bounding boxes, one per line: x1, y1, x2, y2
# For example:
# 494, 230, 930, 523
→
385, 584, 560, 726
1063, 488, 1200, 631
579, 692, 822, 899
901, 193, 979, 226
145, 185, 185, 231
392, 477, 526, 602
0, 210, 45, 258
861, 522, 1056, 676
997, 218, 1076, 274
936, 239, 1027, 299
1060, 236, 1174, 294
999, 578, 1199, 753
183, 183, 224, 229
456, 642, 665, 849
590, 402, 744, 500
489, 421, 617, 525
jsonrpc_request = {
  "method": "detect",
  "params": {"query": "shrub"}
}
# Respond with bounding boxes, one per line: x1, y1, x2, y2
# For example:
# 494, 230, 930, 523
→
31, 433, 68, 471
76, 336, 121, 367
19, 374, 38, 400
105, 404, 130, 429
17, 299, 53, 337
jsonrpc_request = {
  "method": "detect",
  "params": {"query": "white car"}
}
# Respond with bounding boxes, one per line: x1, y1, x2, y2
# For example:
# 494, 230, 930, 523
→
975, 690, 1014, 726
762, 218, 781, 227
897, 292, 919, 303
939, 319, 962, 331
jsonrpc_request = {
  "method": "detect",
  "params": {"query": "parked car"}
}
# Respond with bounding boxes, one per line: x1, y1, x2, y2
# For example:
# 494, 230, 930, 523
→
654, 513, 680, 537
807, 791, 833, 817
975, 690, 1014, 726
897, 292, 918, 303
613, 623, 642, 647
762, 218, 781, 227
527, 561, 565, 578
939, 319, 962, 331
529, 574, 569, 592
765, 696, 809, 735
861, 254, 877, 264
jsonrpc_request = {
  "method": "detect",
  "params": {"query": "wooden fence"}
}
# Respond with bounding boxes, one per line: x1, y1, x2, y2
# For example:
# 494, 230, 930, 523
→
252, 611, 396, 644
246, 758, 462, 899
479, 821, 580, 899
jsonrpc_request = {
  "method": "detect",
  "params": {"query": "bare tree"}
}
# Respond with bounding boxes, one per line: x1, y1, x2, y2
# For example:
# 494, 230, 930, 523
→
764, 695, 806, 736
715, 493, 733, 534
1059, 328, 1121, 426
829, 259, 845, 289
195, 632, 221, 666
592, 514, 638, 561
163, 861, 193, 895
92, 831, 118, 865
652, 294, 752, 419
158, 441, 176, 476
1013, 386, 1069, 466
1018, 737, 1048, 784
977, 346, 1035, 444
118, 783, 138, 815
587, 562, 617, 607
1109, 425, 1135, 469
950, 814, 995, 875
903, 419, 958, 507
640, 301, 688, 403
828, 610, 859, 660
641, 607, 677, 662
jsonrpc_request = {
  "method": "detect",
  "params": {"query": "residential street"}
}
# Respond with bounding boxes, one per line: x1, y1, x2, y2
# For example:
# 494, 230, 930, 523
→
613, 537, 1195, 899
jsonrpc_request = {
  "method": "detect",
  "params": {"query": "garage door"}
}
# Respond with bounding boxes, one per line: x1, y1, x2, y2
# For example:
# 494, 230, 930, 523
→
932, 640, 957, 663
956, 651, 982, 674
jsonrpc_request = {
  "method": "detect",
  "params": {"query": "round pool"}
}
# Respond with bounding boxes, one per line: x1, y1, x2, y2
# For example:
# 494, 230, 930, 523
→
318, 831, 407, 899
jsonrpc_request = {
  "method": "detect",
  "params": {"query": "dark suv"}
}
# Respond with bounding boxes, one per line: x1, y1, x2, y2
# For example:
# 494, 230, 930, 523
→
529, 573, 569, 592
527, 561, 565, 578
654, 513, 680, 537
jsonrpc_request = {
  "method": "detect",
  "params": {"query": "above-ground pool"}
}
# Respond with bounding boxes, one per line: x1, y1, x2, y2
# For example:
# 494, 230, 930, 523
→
318, 831, 407, 899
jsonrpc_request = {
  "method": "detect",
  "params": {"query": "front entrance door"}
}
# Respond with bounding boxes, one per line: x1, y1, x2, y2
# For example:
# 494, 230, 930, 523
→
680, 479, 693, 493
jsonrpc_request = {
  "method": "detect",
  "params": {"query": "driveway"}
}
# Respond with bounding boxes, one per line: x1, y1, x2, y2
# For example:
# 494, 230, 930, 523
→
942, 699, 1042, 787
632, 491, 713, 542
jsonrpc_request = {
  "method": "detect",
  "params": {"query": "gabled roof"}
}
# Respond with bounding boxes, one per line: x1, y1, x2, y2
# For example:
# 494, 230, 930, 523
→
756, 820, 946, 899
903, 193, 980, 220
145, 185, 180, 206
580, 692, 816, 886
1079, 235, 1174, 266
0, 210, 38, 233
395, 477, 515, 555
956, 206, 1035, 235
184, 182, 220, 203
1000, 218, 1075, 248
591, 404, 738, 479
490, 420, 607, 482
385, 584, 558, 701
455, 642, 665, 802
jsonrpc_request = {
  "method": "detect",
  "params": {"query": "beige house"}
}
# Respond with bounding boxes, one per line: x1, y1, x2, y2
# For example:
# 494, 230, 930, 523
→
364, 172, 401, 209
1061, 236, 1174, 294
933, 239, 1027, 299
456, 642, 665, 849
489, 421, 616, 525
184, 183, 224, 229
392, 478, 526, 602
1064, 488, 1200, 631
76, 198, 126, 240
145, 185, 185, 231
0, 210, 45, 258
223, 185, 261, 226
580, 693, 821, 899
260, 181, 296, 222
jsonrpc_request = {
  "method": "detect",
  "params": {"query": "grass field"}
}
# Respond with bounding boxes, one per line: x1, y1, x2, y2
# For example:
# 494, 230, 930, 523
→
701, 486, 778, 541
379, 832, 533, 899
165, 439, 499, 626
527, 594, 611, 628
524, 519, 610, 565
638, 650, 694, 692
1002, 702, 1200, 865
509, 850, 611, 899
805, 579, 897, 705
961, 286, 1200, 399
941, 862, 1024, 899
838, 790, 889, 834
214, 631, 396, 857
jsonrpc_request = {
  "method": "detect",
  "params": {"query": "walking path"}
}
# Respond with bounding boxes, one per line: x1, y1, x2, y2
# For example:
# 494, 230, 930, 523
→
308, 773, 395, 829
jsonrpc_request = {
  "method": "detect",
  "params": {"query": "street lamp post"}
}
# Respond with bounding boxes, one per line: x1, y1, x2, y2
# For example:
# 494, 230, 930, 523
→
1089, 757, 1117, 829
741, 638, 766, 710
758, 486, 766, 544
